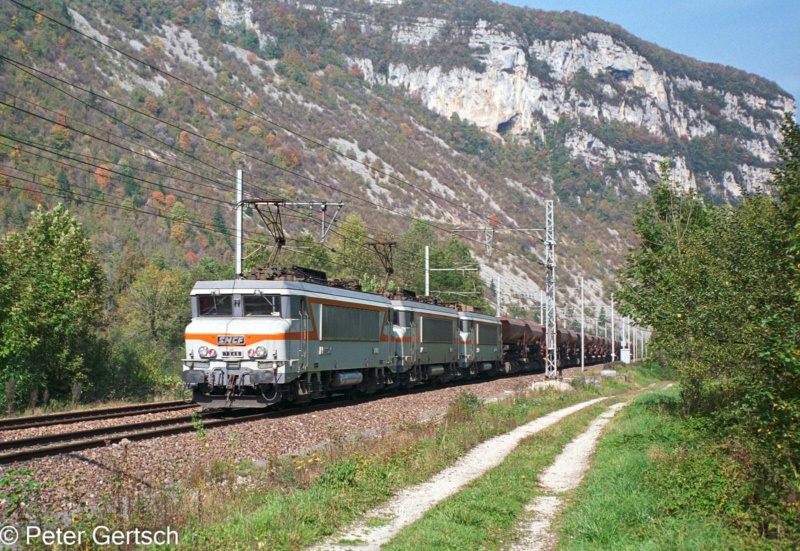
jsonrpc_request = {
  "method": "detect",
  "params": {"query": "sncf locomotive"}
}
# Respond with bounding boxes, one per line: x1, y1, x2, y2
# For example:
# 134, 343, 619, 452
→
181, 267, 616, 408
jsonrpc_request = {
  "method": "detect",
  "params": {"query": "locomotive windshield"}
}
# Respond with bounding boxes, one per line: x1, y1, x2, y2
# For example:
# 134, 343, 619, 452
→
198, 294, 233, 316
244, 294, 280, 316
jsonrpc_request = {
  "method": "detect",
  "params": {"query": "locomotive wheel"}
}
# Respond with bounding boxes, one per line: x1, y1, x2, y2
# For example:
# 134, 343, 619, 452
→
260, 384, 283, 405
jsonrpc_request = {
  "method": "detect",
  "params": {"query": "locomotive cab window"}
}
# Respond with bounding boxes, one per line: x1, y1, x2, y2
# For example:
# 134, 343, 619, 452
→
244, 294, 280, 316
197, 294, 233, 316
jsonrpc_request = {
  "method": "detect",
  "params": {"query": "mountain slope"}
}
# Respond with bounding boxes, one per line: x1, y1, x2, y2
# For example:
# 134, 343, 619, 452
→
0, 0, 794, 319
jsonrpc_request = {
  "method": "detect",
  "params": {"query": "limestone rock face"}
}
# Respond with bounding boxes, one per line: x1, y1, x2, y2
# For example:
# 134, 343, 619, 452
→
212, 0, 794, 196
285, 2, 793, 194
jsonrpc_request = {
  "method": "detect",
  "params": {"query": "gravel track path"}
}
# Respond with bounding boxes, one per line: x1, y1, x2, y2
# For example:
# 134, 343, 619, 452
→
510, 401, 628, 551
4, 370, 588, 516
311, 396, 609, 551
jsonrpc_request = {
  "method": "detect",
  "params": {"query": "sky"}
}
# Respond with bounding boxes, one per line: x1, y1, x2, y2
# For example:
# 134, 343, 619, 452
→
502, 0, 799, 106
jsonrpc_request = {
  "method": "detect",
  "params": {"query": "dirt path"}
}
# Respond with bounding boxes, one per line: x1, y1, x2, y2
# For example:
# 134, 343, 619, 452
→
310, 397, 609, 551
509, 402, 628, 551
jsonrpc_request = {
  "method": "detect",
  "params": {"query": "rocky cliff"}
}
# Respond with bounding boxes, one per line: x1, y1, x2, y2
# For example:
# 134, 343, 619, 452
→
296, 0, 794, 197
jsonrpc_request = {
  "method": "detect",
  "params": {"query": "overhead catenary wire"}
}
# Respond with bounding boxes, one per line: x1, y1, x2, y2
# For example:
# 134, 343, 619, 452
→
2, 130, 473, 279
1, 91, 517, 262
0, 56, 235, 185
0, 93, 231, 194
1, 90, 494, 252
0, 167, 430, 278
1, 133, 451, 278
0, 134, 233, 211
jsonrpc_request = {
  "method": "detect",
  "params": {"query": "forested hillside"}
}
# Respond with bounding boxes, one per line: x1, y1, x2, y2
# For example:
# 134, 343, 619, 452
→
0, 0, 794, 406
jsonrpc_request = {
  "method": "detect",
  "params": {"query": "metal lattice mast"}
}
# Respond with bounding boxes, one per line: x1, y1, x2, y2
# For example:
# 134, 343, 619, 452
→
544, 200, 558, 379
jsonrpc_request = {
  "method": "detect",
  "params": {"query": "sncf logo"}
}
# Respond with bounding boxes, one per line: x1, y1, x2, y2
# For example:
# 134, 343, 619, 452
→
217, 335, 245, 346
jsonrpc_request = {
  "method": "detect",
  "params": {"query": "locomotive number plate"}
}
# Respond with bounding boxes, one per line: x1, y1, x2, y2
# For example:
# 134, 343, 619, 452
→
217, 335, 245, 346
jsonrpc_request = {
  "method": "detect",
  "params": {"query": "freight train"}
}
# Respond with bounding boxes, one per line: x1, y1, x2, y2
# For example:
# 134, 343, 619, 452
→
181, 267, 617, 408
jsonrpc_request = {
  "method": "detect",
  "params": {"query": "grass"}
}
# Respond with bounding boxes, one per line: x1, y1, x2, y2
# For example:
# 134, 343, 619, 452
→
176, 373, 654, 550
32, 365, 662, 550
179, 391, 613, 550
383, 398, 626, 550
554, 387, 777, 550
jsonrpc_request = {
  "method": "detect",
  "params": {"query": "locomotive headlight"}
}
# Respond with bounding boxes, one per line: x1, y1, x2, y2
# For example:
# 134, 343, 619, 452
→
248, 346, 267, 358
198, 346, 217, 358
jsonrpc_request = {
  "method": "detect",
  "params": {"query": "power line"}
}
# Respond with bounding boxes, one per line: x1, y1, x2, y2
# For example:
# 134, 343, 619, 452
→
0, 55, 234, 185
0, 96, 230, 193
5, 1, 544, 252
1, 134, 230, 210
6, 1, 505, 229
4, 0, 550, 277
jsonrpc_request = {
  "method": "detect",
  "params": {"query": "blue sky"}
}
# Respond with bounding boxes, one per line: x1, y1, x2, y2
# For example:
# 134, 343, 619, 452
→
502, 0, 799, 105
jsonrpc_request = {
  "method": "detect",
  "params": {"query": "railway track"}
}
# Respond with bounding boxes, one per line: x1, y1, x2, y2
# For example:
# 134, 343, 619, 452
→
0, 400, 196, 431
0, 409, 271, 464
0, 366, 591, 465
0, 394, 366, 464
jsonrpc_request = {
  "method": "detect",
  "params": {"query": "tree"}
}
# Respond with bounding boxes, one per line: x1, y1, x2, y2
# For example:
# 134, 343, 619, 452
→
56, 168, 72, 202
212, 204, 232, 249
618, 144, 800, 537
120, 160, 140, 199
393, 220, 437, 292
117, 262, 189, 347
279, 234, 332, 274
94, 164, 112, 191
333, 214, 377, 280
178, 130, 193, 151
0, 205, 106, 406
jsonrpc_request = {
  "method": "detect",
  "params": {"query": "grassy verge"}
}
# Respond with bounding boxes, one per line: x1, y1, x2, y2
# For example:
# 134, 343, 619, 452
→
555, 387, 781, 550
34, 366, 660, 550
183, 389, 617, 550
383, 398, 627, 551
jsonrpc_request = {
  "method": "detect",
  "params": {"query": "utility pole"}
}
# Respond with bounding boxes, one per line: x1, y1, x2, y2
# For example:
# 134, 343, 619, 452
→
235, 169, 243, 278
425, 246, 430, 296
611, 293, 615, 362
496, 276, 501, 316
539, 290, 544, 324
580, 277, 585, 372
544, 200, 557, 379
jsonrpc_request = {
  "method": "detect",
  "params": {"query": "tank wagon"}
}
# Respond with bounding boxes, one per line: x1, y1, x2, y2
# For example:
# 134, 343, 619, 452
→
182, 267, 618, 408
